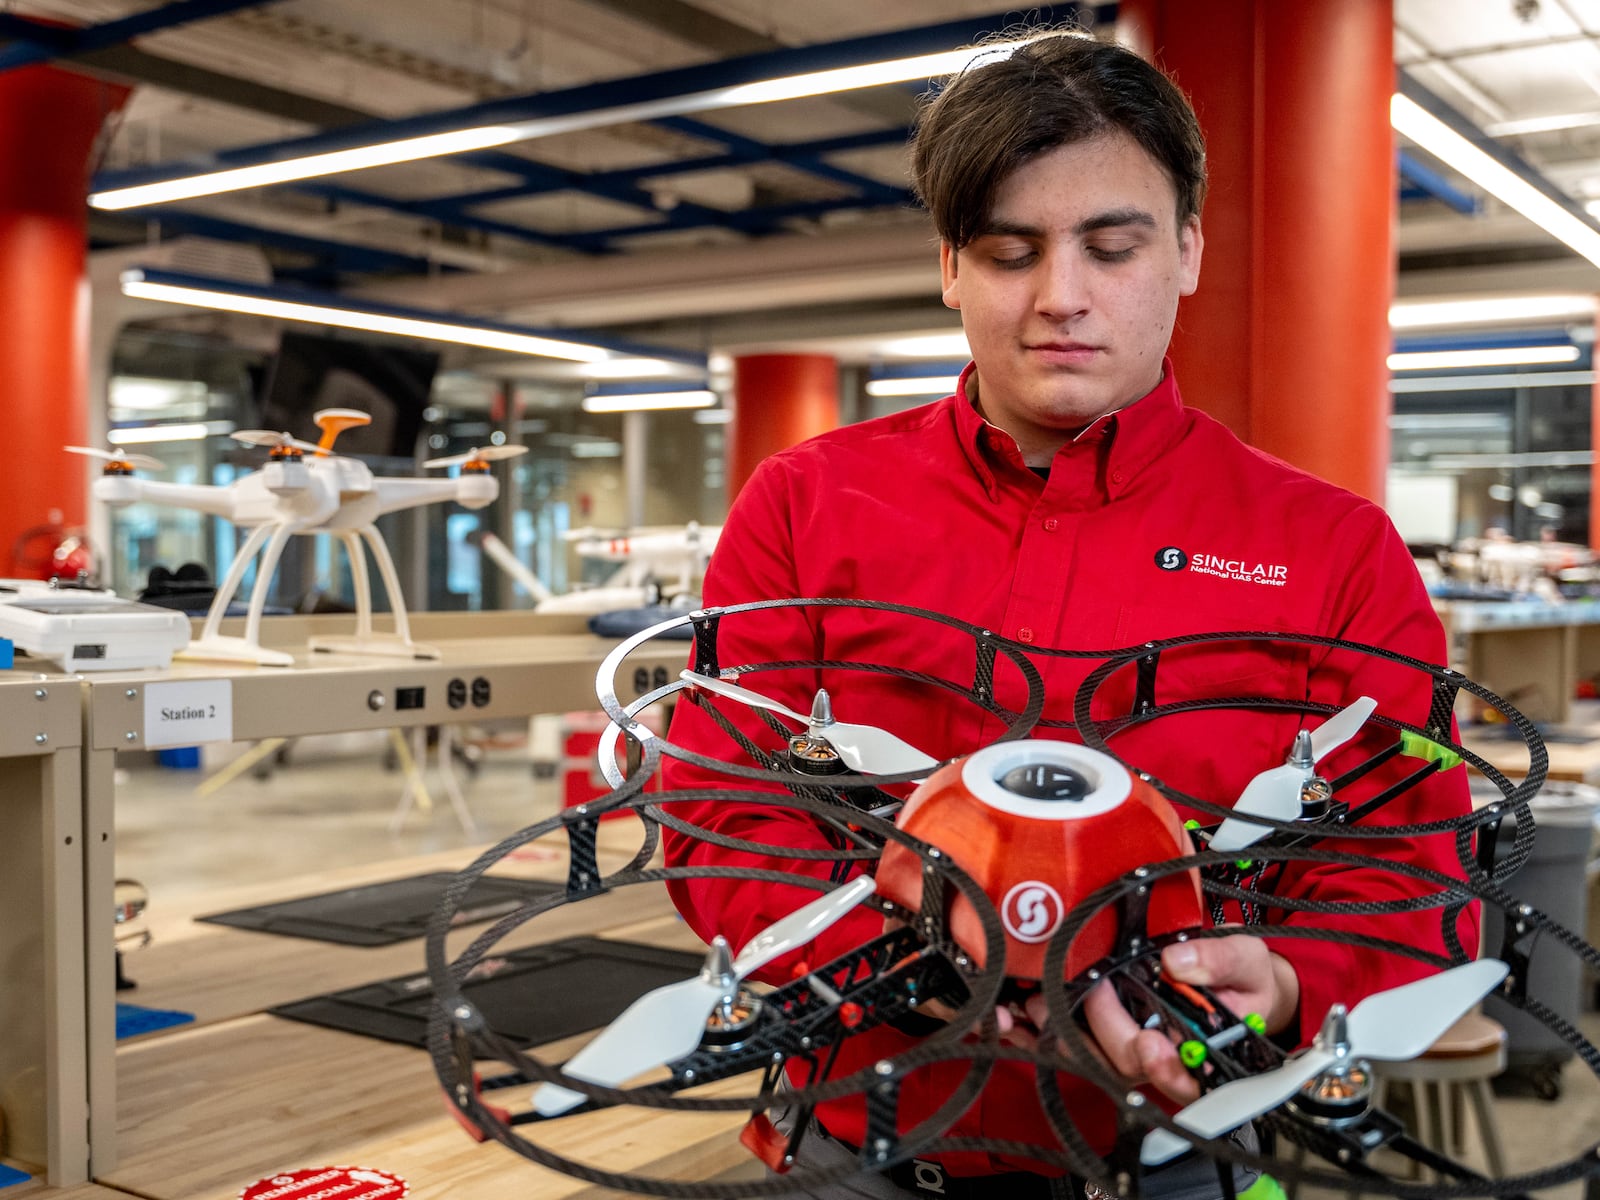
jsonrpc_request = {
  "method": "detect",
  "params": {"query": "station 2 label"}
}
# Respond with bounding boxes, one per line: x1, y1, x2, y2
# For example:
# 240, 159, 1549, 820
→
143, 679, 234, 747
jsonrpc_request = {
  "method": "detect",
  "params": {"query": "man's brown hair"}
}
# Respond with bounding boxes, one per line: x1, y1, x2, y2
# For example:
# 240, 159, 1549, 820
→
911, 32, 1207, 248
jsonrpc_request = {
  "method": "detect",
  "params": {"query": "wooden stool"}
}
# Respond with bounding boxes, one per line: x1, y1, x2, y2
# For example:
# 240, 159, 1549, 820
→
1373, 1010, 1508, 1179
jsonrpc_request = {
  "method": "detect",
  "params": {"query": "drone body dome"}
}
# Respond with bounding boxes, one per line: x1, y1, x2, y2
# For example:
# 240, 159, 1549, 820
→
877, 741, 1204, 980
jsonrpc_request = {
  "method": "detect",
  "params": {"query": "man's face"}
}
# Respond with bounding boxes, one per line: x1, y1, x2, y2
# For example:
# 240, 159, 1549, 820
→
940, 131, 1203, 463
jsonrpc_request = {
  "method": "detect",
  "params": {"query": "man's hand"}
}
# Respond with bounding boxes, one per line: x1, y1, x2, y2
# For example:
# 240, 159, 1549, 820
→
1066, 934, 1301, 1104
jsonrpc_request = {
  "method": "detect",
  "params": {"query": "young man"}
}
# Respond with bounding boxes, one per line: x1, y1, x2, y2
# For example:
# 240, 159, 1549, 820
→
660, 30, 1471, 1200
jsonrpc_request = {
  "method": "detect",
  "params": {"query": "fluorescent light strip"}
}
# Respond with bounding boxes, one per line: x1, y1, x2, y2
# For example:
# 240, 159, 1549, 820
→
1387, 345, 1580, 371
581, 389, 716, 413
90, 38, 1038, 210
1389, 294, 1598, 329
108, 421, 235, 445
1391, 93, 1600, 270
866, 375, 960, 397
121, 273, 611, 362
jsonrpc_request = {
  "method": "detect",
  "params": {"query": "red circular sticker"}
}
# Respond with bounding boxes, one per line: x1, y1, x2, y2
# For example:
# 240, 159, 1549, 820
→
240, 1167, 407, 1200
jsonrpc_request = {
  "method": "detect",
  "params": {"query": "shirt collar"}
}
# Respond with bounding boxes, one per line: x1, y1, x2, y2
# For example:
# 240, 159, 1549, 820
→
949, 358, 1187, 500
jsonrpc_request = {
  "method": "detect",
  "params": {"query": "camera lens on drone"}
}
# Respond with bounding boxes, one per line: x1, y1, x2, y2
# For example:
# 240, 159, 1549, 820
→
998, 763, 1090, 801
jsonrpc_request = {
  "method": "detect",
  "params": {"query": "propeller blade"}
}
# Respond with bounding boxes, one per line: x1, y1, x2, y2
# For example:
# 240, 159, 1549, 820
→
1346, 959, 1509, 1062
732, 875, 876, 978
1140, 1049, 1335, 1165
1308, 696, 1378, 762
65, 445, 165, 470
679, 670, 811, 724
532, 879, 876, 1118
231, 430, 326, 455
422, 445, 528, 469
1210, 763, 1307, 852
822, 723, 941, 776
530, 974, 722, 1116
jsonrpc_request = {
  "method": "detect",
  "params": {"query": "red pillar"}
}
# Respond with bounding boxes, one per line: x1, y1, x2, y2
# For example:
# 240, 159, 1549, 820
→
728, 354, 839, 499
1121, 0, 1395, 503
0, 66, 128, 576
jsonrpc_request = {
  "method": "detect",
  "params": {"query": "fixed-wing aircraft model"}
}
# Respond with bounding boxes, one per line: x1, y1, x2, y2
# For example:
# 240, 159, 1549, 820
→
72, 408, 527, 666
424, 597, 1595, 1199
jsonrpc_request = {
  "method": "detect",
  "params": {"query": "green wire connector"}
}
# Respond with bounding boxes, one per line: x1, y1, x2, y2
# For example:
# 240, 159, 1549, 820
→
1184, 819, 1201, 831
1179, 1040, 1207, 1069
1399, 730, 1463, 771
1235, 859, 1254, 872
1244, 1012, 1267, 1035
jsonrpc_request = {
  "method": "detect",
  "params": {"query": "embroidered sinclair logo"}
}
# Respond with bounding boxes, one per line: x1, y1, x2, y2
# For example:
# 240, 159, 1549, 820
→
1156, 545, 1289, 587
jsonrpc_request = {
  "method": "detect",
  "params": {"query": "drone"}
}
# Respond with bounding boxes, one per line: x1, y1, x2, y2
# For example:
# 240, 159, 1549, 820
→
565, 521, 721, 595
474, 529, 668, 616
425, 597, 1598, 1199
72, 408, 527, 666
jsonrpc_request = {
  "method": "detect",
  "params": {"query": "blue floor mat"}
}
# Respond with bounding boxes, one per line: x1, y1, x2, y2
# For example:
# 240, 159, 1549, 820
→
0, 1165, 32, 1188
116, 1002, 195, 1039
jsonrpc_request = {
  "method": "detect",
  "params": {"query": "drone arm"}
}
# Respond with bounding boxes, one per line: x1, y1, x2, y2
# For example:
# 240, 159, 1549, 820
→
95, 477, 241, 520
1254, 511, 1477, 1050
369, 476, 496, 517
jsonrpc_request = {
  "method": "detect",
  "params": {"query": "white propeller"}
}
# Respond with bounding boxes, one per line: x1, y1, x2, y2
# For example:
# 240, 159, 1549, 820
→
65, 445, 165, 471
531, 875, 877, 1116
1211, 696, 1379, 852
680, 670, 940, 776
1140, 958, 1509, 1166
422, 445, 529, 469
231, 429, 327, 456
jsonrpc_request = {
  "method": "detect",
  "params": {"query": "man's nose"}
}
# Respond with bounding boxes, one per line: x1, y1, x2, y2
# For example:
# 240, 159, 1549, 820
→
1035, 250, 1091, 319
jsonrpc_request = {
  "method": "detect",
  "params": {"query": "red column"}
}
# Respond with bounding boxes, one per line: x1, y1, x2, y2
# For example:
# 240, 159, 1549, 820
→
0, 66, 128, 576
728, 354, 839, 499
1121, 0, 1395, 502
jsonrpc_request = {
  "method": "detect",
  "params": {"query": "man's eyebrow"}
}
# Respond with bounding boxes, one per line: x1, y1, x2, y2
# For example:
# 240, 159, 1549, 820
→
1075, 208, 1158, 235
972, 209, 1160, 240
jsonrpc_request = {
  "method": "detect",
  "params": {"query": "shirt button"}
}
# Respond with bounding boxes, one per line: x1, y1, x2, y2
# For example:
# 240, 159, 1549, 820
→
1043, 517, 1059, 532
1017, 627, 1035, 643
1111, 469, 1126, 484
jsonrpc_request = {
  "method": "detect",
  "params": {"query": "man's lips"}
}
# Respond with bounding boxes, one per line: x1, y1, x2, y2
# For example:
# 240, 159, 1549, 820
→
1027, 341, 1101, 363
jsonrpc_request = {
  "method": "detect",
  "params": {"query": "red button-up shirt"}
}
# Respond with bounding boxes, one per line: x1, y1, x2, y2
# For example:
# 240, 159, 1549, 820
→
661, 362, 1473, 1174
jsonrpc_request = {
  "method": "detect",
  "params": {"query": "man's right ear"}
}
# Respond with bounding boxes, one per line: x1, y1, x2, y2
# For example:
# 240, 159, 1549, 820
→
939, 242, 960, 310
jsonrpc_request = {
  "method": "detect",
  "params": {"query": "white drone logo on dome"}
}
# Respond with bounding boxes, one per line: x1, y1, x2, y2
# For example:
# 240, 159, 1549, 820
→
1002, 881, 1064, 943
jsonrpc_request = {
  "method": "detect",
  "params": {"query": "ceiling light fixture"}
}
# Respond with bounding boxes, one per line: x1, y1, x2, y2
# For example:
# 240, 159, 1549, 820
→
581, 389, 717, 413
1387, 345, 1581, 371
865, 376, 961, 397
108, 421, 236, 445
1391, 87, 1600, 270
1389, 294, 1598, 329
118, 269, 708, 366
89, 37, 1039, 210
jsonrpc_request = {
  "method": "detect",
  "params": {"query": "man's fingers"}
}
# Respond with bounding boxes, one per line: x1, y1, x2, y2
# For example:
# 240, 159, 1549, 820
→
1083, 979, 1145, 1079
1134, 1030, 1200, 1104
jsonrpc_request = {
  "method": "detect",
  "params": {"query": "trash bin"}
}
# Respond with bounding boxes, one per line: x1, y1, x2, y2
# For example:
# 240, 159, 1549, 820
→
1479, 782, 1599, 1100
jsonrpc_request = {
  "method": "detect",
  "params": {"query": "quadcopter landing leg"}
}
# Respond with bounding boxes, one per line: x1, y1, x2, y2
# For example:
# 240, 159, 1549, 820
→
307, 526, 441, 659
180, 522, 296, 666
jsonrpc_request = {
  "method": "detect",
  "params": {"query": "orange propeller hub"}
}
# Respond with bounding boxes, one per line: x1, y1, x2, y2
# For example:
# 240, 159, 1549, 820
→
312, 407, 371, 452
876, 741, 1203, 981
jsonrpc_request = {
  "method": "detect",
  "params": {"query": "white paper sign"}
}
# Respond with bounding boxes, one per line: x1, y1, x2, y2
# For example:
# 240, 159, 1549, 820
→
143, 679, 234, 748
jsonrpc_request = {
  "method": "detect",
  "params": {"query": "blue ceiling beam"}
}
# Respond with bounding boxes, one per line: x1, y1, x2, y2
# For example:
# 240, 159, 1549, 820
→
653, 115, 908, 204
128, 268, 708, 366
122, 206, 440, 275
1398, 150, 1478, 214
0, 0, 284, 73
90, 5, 1113, 193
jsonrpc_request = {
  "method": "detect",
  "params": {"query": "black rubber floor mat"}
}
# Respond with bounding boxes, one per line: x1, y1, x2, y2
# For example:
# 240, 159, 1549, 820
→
269, 936, 703, 1048
196, 873, 563, 946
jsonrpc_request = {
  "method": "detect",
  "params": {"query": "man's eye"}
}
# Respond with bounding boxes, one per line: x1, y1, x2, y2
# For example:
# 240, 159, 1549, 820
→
1088, 245, 1137, 263
991, 252, 1037, 269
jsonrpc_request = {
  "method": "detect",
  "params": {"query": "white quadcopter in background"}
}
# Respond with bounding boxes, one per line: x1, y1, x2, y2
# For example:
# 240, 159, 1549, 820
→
71, 408, 527, 667
476, 531, 663, 615
567, 521, 721, 595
